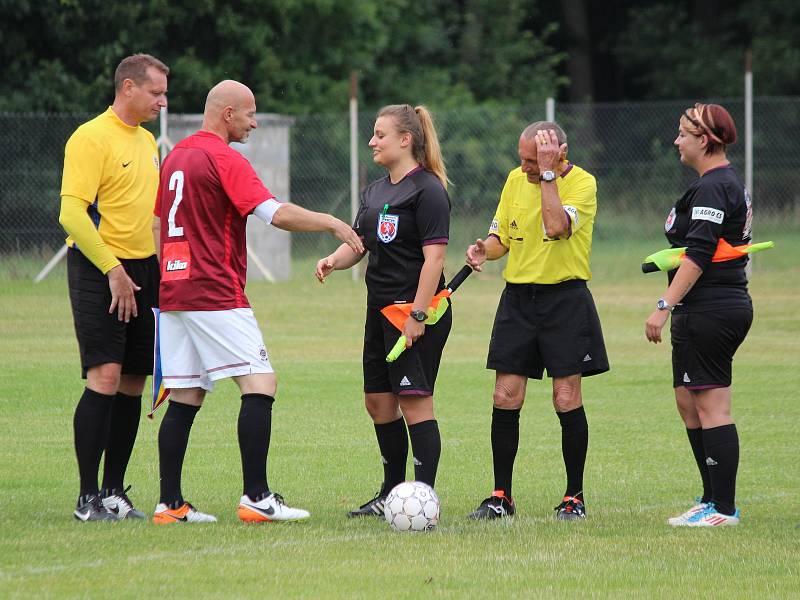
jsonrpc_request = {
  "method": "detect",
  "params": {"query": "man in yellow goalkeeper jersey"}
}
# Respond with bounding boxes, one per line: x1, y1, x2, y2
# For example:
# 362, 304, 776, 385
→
59, 53, 169, 521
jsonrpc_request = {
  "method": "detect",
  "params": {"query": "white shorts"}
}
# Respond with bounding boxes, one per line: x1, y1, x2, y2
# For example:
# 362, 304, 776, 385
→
160, 308, 273, 392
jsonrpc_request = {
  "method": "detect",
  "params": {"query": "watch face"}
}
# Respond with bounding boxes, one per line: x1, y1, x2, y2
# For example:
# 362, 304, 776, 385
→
540, 170, 556, 182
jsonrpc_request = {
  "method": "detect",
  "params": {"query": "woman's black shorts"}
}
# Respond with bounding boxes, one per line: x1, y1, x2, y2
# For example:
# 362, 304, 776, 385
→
362, 301, 452, 396
670, 306, 753, 389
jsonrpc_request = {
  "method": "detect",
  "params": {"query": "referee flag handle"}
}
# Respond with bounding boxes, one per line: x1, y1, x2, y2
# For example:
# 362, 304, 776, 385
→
384, 265, 474, 362
642, 239, 774, 273
445, 264, 473, 294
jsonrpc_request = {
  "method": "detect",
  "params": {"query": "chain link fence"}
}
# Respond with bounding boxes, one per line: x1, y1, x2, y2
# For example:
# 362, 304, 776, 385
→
1, 98, 797, 279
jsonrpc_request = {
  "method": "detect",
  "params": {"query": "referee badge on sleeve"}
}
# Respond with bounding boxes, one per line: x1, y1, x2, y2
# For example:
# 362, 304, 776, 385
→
665, 207, 676, 232
377, 213, 399, 243
563, 205, 578, 224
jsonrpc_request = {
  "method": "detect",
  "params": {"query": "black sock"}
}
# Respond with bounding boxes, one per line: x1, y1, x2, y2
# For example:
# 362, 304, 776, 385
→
158, 400, 200, 505
238, 393, 274, 500
703, 424, 739, 516
491, 407, 520, 498
408, 420, 441, 488
686, 427, 712, 503
374, 418, 408, 495
557, 406, 588, 500
101, 392, 142, 493
74, 388, 114, 497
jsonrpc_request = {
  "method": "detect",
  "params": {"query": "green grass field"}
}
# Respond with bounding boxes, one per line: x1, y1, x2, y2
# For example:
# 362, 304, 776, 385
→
1, 237, 798, 598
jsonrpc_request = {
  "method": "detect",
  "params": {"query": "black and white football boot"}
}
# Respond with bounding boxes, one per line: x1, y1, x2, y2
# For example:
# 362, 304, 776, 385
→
347, 490, 387, 518
74, 494, 117, 522
467, 491, 516, 520
101, 485, 146, 520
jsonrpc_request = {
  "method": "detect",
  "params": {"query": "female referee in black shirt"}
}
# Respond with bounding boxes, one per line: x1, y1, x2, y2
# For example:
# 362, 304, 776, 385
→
645, 103, 753, 527
316, 104, 452, 517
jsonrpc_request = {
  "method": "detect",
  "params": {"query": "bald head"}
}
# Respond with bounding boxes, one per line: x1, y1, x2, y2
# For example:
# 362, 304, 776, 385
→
202, 80, 258, 144
204, 80, 254, 115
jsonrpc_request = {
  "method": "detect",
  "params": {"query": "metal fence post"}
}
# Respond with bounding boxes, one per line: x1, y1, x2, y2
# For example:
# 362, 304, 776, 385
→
156, 106, 173, 160
745, 50, 754, 277
546, 97, 555, 122
745, 51, 753, 198
350, 72, 359, 282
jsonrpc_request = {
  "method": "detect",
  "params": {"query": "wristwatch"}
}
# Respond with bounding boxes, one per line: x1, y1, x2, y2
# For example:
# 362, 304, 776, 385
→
656, 298, 674, 312
410, 309, 428, 322
539, 170, 556, 182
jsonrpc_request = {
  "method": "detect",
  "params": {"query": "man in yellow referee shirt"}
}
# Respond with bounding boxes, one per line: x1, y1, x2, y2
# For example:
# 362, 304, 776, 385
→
59, 53, 169, 521
466, 121, 609, 521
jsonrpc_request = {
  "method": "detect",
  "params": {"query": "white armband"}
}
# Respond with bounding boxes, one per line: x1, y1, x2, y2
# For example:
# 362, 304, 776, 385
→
253, 198, 282, 225
563, 205, 579, 225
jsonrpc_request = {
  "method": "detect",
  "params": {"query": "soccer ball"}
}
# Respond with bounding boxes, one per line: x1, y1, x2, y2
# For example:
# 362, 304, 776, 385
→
383, 481, 440, 532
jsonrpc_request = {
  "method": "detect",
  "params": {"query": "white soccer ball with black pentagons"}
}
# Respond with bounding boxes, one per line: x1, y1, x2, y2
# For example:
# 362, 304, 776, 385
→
384, 481, 440, 532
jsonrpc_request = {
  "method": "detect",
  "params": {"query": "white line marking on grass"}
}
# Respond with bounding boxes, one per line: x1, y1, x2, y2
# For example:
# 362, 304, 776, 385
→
1, 530, 378, 579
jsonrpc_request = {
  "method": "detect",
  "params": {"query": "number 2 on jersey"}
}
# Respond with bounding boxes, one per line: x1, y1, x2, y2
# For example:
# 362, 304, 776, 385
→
167, 170, 185, 237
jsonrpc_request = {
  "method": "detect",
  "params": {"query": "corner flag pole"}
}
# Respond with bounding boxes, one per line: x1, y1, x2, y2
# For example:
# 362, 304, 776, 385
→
33, 245, 68, 283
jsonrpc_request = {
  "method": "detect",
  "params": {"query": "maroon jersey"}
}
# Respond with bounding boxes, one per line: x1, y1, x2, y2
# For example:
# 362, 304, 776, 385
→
155, 131, 275, 311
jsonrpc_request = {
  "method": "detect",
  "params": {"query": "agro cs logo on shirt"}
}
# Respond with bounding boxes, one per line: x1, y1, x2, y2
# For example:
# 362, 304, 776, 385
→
664, 207, 677, 232
377, 213, 399, 243
691, 206, 724, 224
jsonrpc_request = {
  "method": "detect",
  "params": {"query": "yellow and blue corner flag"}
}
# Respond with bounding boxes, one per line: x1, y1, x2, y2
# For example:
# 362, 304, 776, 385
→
149, 307, 170, 419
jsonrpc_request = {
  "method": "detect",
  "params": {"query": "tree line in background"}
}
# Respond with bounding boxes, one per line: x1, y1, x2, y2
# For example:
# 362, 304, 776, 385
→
1, 0, 798, 115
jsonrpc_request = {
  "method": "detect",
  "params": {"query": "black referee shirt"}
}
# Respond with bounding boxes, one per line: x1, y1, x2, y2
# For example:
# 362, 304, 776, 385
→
354, 167, 450, 308
664, 165, 752, 311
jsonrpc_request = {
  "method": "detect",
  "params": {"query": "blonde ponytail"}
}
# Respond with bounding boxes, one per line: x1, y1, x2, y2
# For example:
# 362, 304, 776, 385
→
414, 105, 449, 190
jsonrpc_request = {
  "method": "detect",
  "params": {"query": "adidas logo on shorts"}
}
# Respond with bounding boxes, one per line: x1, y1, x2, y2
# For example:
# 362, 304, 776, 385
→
400, 376, 411, 387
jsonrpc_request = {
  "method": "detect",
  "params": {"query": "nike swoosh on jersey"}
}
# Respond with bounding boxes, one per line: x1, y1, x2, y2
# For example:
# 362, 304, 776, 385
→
122, 161, 132, 168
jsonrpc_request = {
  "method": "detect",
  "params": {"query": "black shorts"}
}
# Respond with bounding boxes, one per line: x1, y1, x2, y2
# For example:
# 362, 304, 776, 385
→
487, 280, 609, 379
671, 307, 753, 389
362, 301, 452, 396
67, 248, 159, 378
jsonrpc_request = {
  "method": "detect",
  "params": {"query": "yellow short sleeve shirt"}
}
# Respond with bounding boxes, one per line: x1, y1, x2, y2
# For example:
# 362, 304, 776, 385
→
60, 107, 160, 258
488, 164, 597, 283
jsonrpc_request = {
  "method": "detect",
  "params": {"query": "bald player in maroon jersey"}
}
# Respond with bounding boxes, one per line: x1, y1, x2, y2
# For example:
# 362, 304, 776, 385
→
152, 80, 363, 524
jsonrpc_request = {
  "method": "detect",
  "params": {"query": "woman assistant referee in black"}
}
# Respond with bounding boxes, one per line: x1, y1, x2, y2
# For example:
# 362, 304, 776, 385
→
645, 103, 753, 527
316, 104, 452, 517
